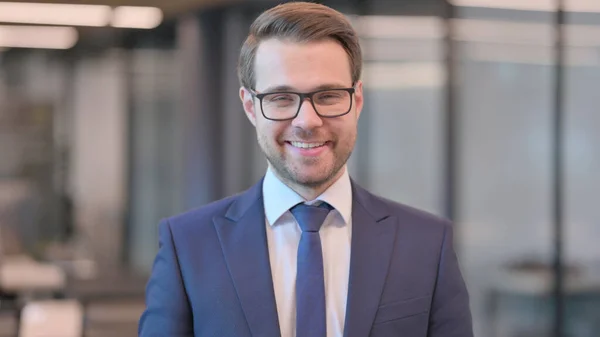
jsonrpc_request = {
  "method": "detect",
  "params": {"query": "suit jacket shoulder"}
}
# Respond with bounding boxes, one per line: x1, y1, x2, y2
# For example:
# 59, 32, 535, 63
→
166, 177, 263, 233
168, 193, 239, 230
353, 182, 452, 235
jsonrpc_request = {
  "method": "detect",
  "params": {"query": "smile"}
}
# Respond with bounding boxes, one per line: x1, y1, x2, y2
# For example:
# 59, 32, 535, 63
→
288, 141, 327, 149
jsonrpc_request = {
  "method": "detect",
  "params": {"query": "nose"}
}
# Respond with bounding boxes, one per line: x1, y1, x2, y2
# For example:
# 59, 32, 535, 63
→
291, 99, 323, 129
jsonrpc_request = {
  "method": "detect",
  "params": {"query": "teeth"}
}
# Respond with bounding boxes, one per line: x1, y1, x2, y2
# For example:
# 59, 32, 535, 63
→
290, 141, 325, 149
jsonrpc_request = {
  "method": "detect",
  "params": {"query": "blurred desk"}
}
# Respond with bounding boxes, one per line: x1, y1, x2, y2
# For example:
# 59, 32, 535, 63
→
19, 300, 83, 337
64, 267, 146, 301
65, 268, 147, 337
0, 255, 65, 294
488, 262, 600, 337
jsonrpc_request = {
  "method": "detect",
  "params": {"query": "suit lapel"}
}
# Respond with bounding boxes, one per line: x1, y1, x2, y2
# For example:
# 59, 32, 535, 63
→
214, 179, 281, 337
344, 182, 398, 337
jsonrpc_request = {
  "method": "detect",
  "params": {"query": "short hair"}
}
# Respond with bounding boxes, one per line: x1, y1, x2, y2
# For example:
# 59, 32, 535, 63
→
238, 2, 362, 89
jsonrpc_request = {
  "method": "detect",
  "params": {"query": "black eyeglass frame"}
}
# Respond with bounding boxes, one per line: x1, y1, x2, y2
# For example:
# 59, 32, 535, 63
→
248, 87, 356, 121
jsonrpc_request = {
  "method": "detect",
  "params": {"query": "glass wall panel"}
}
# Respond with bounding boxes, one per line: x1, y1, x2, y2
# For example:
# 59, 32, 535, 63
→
128, 48, 183, 273
563, 8, 600, 337
454, 7, 556, 336
353, 15, 446, 215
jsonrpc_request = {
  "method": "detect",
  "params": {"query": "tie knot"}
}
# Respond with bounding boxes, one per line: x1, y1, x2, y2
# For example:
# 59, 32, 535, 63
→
290, 202, 333, 233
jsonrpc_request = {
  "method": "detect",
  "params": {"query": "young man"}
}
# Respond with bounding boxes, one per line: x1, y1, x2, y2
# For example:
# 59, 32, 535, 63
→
139, 2, 473, 337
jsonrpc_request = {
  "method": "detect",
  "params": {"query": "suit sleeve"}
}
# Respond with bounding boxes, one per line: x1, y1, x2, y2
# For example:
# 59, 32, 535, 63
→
428, 221, 474, 337
138, 219, 193, 337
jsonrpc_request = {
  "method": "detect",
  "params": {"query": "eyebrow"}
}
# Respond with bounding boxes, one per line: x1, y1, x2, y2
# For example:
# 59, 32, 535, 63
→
260, 83, 351, 93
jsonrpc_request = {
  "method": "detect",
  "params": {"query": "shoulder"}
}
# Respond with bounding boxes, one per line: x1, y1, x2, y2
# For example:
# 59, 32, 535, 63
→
360, 190, 454, 256
158, 178, 264, 241
377, 194, 450, 227
163, 192, 244, 231
354, 183, 452, 236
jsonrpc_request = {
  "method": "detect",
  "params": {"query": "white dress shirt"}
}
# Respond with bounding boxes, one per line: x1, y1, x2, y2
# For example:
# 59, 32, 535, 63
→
263, 166, 353, 337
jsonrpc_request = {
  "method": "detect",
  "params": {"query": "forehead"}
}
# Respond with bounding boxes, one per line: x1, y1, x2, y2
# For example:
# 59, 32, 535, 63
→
254, 38, 353, 92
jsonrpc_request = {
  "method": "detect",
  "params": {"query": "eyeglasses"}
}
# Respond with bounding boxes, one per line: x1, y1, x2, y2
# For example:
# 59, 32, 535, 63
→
249, 87, 356, 121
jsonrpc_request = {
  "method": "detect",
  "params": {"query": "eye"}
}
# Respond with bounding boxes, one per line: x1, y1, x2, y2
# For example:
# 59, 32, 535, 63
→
319, 92, 343, 99
314, 90, 347, 104
266, 93, 295, 102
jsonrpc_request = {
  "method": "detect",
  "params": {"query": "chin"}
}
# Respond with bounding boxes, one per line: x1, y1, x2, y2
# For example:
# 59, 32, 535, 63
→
288, 166, 337, 187
292, 175, 329, 188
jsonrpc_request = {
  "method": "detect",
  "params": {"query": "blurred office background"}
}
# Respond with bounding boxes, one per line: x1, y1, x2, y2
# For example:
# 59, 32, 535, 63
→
0, 0, 598, 336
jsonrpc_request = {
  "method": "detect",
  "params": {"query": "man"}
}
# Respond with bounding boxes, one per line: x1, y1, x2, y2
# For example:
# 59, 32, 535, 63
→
139, 2, 473, 337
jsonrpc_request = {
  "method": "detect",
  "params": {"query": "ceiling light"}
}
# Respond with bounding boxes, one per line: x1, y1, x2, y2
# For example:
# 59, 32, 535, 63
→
453, 19, 553, 46
357, 16, 445, 39
453, 19, 600, 47
358, 16, 600, 47
363, 62, 446, 89
0, 25, 78, 49
0, 2, 111, 27
111, 6, 163, 29
449, 0, 600, 13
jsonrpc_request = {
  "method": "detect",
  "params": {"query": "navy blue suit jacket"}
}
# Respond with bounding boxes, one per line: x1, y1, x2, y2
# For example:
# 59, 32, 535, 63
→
139, 179, 473, 337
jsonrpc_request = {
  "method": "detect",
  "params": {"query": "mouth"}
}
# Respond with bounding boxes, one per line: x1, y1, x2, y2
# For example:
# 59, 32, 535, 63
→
284, 141, 331, 157
286, 141, 328, 149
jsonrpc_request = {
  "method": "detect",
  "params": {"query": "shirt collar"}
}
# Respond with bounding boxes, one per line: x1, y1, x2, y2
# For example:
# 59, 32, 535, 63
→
262, 166, 352, 226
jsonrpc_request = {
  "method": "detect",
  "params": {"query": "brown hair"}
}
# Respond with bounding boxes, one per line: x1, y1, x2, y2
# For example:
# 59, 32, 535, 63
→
238, 2, 362, 89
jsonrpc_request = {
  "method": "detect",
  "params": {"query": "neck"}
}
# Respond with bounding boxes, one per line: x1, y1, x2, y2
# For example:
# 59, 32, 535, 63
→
271, 166, 346, 201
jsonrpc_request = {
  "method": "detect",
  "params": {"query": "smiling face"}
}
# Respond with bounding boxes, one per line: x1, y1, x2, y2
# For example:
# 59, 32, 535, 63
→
240, 38, 363, 196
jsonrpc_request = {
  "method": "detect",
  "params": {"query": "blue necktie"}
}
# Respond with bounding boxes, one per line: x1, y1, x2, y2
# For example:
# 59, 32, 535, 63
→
290, 202, 332, 337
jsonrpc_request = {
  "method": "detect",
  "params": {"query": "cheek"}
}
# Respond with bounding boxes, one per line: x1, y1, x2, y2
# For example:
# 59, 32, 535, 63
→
331, 119, 357, 139
256, 120, 285, 144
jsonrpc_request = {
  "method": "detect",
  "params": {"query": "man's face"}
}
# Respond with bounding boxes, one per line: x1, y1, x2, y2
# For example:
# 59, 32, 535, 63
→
240, 38, 363, 189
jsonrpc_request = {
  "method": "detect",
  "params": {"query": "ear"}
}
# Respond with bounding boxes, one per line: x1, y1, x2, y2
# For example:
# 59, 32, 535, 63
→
353, 80, 364, 120
239, 87, 257, 127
